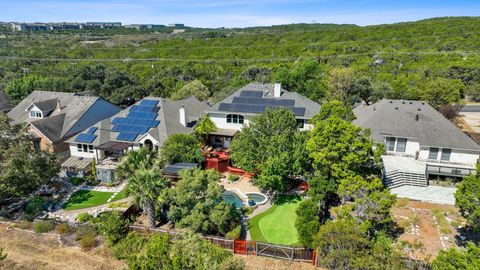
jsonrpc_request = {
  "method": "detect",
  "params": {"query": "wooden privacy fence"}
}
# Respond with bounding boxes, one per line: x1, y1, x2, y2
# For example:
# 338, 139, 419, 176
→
129, 225, 315, 264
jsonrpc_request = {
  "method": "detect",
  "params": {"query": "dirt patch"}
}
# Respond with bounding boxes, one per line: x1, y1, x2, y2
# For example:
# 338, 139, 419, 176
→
237, 255, 320, 270
0, 224, 125, 270
392, 200, 464, 260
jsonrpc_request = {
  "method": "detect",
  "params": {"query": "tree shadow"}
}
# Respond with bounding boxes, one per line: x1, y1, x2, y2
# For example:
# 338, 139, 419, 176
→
63, 190, 94, 208
455, 226, 480, 246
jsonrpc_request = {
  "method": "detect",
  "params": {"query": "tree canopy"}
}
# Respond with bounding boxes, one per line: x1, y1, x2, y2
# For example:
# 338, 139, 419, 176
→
454, 166, 480, 232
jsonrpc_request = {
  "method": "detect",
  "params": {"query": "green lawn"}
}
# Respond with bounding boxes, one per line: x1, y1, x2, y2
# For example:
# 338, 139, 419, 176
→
248, 195, 302, 246
63, 189, 127, 211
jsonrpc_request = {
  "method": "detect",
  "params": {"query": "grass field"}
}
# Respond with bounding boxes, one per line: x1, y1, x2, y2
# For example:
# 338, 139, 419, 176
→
63, 189, 127, 211
249, 195, 301, 246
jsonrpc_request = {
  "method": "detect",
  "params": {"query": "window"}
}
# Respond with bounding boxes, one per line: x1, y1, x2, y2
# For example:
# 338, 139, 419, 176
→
396, 138, 407, 153
441, 148, 452, 161
428, 147, 439, 160
83, 144, 88, 153
88, 145, 94, 153
29, 110, 42, 118
77, 144, 82, 152
386, 137, 396, 152
226, 114, 244, 124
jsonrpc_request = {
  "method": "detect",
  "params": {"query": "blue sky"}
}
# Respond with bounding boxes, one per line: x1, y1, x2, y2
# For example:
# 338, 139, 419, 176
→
2, 0, 480, 28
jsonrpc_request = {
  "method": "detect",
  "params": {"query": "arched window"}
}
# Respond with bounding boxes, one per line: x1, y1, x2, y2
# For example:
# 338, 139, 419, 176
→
144, 139, 154, 150
226, 114, 244, 124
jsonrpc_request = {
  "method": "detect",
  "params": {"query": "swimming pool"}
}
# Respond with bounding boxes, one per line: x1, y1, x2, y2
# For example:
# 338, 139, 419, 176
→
246, 192, 268, 205
222, 190, 245, 208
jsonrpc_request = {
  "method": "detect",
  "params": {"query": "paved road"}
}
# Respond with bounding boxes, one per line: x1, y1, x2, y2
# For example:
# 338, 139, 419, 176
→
461, 104, 480, 113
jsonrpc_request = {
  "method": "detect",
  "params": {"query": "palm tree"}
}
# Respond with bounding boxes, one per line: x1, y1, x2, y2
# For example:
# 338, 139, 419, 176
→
116, 147, 159, 181
128, 169, 169, 228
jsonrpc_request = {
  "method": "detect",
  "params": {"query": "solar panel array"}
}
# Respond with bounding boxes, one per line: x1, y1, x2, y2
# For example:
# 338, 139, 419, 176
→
76, 133, 97, 143
218, 90, 306, 116
112, 99, 160, 142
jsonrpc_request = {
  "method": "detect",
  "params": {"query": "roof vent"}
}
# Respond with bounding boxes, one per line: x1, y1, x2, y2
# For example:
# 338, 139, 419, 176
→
402, 101, 405, 104
179, 105, 187, 127
417, 108, 421, 111
395, 107, 398, 110
415, 114, 419, 121
274, 83, 281, 98
409, 101, 413, 104
421, 102, 425, 105
389, 101, 393, 103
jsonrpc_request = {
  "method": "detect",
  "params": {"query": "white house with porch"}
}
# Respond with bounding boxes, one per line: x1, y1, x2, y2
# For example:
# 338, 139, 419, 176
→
354, 99, 480, 190
63, 96, 209, 181
206, 83, 321, 148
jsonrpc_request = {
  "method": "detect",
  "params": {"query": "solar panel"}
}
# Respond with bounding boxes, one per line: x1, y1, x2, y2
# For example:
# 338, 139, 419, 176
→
128, 111, 157, 120
112, 118, 159, 128
239, 90, 263, 98
140, 99, 159, 107
112, 125, 150, 134
218, 103, 306, 116
130, 105, 158, 113
75, 134, 97, 143
232, 97, 295, 107
85, 127, 97, 135
116, 132, 139, 142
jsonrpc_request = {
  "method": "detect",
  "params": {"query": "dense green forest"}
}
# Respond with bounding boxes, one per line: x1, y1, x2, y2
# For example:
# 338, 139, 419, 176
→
1, 17, 480, 106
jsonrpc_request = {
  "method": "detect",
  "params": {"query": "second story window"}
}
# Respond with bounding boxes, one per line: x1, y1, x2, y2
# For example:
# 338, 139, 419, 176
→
226, 114, 244, 124
428, 147, 439, 160
386, 137, 396, 152
441, 148, 452, 161
385, 137, 408, 153
297, 119, 305, 129
29, 110, 42, 118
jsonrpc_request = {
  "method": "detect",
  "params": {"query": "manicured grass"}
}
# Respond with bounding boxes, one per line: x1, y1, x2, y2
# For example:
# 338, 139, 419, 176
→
249, 195, 301, 246
63, 189, 127, 211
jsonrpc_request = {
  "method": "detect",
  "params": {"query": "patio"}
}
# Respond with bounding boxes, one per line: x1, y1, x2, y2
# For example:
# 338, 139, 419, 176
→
220, 175, 260, 193
390, 185, 456, 205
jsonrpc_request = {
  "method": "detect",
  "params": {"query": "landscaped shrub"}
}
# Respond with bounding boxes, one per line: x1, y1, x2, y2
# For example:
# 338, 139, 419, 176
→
33, 220, 55, 233
74, 225, 96, 241
226, 225, 241, 239
24, 196, 45, 220
79, 233, 97, 250
14, 220, 32, 230
113, 232, 147, 260
55, 223, 72, 234
227, 174, 240, 182
95, 211, 130, 246
76, 212, 93, 223
242, 206, 254, 216
70, 177, 84, 186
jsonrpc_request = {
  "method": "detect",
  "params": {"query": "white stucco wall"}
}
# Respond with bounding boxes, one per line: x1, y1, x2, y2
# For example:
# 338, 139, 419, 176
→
418, 147, 479, 166
69, 144, 96, 159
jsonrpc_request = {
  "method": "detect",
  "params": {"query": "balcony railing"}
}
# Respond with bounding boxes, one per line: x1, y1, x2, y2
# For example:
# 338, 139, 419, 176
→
426, 164, 476, 178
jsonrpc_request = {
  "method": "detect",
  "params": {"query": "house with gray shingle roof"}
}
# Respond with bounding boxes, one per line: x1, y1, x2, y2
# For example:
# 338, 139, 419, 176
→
65, 96, 209, 181
206, 83, 320, 147
7, 91, 121, 155
354, 99, 480, 188
0, 90, 12, 113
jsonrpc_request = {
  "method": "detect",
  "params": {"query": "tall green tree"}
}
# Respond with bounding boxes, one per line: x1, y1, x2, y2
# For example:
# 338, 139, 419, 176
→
455, 166, 480, 232
160, 134, 204, 164
127, 169, 169, 228
171, 80, 210, 101
327, 68, 355, 104
116, 147, 159, 181
193, 115, 217, 143
422, 78, 462, 109
295, 199, 321, 248
432, 243, 480, 270
275, 60, 326, 101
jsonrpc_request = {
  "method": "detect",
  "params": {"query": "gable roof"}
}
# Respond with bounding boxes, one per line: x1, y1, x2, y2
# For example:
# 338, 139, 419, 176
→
353, 99, 480, 151
208, 83, 321, 119
68, 96, 210, 147
8, 91, 120, 143
0, 90, 12, 112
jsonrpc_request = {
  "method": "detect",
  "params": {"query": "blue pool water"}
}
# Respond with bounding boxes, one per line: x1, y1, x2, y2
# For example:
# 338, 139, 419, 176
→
222, 190, 245, 208
247, 193, 267, 204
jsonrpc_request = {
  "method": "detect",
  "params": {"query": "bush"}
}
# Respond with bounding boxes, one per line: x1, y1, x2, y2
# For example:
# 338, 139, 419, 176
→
55, 223, 72, 234
95, 211, 129, 246
113, 232, 147, 260
242, 206, 254, 216
79, 233, 97, 250
225, 225, 241, 239
76, 212, 93, 223
74, 225, 96, 241
14, 220, 32, 230
33, 220, 55, 233
24, 196, 46, 220
70, 177, 84, 186
227, 174, 240, 182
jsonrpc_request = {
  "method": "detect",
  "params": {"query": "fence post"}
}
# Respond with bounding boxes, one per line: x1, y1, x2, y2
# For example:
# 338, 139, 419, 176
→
291, 247, 295, 261
255, 242, 258, 256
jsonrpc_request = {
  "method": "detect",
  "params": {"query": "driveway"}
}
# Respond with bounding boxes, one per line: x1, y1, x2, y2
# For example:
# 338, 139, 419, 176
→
390, 185, 456, 205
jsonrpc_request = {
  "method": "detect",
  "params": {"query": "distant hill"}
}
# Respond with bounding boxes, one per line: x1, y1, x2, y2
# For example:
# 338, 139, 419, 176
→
1, 16, 480, 104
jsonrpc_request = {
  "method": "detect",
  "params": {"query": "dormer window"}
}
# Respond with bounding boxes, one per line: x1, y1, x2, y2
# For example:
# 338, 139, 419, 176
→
226, 114, 244, 124
29, 110, 42, 118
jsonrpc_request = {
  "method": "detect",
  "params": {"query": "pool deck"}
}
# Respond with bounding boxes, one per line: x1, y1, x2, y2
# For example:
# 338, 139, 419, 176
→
220, 176, 260, 193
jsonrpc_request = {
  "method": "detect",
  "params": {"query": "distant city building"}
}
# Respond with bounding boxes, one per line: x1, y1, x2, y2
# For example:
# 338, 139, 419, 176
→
10, 22, 84, 31
168, 23, 185, 28
124, 24, 166, 30
85, 22, 122, 28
